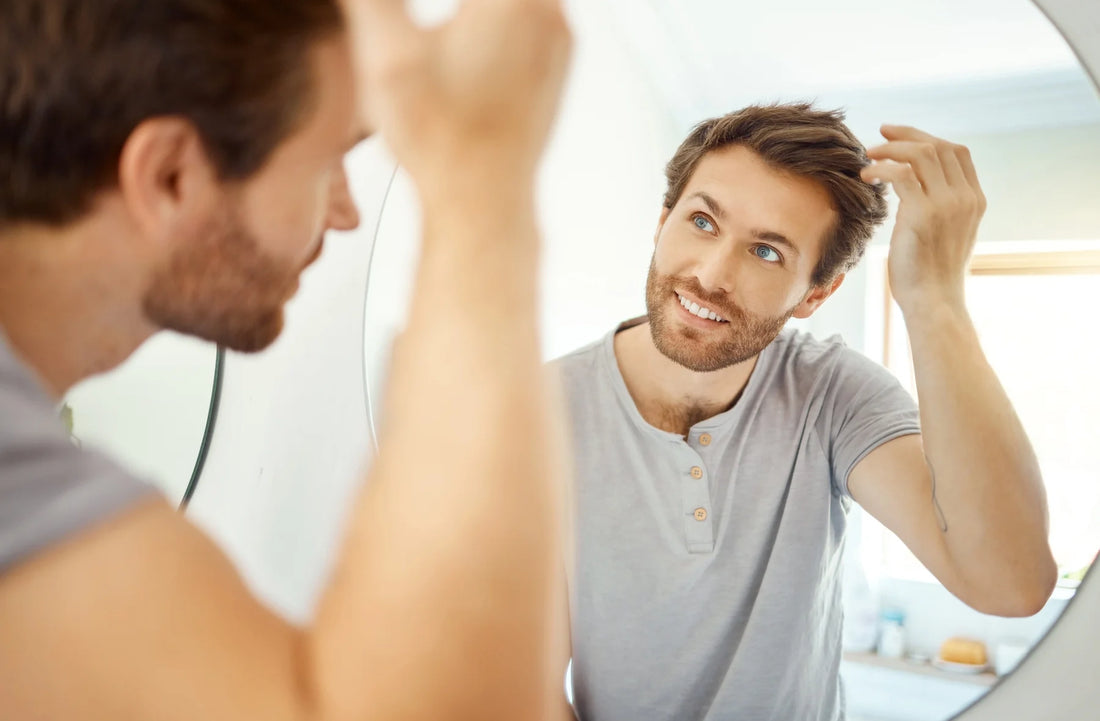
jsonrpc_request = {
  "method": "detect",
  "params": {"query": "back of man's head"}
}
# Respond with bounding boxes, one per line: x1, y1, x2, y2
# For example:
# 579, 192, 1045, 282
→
0, 0, 343, 231
663, 103, 889, 286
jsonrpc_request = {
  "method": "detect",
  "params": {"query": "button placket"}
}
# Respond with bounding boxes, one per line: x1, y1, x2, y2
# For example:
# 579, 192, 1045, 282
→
678, 444, 714, 553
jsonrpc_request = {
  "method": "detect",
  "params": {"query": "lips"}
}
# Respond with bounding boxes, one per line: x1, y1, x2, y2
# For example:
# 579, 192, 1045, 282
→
676, 292, 729, 323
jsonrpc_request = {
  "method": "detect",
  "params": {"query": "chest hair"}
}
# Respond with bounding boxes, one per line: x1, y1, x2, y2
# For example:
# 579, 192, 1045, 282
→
639, 399, 730, 438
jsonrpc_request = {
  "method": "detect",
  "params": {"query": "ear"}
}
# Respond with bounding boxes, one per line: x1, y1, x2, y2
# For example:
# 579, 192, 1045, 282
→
116, 117, 220, 247
791, 272, 845, 319
653, 206, 672, 247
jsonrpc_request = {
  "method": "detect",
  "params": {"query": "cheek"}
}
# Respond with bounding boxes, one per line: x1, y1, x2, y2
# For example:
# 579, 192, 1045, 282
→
246, 178, 329, 258
730, 267, 806, 316
653, 230, 692, 271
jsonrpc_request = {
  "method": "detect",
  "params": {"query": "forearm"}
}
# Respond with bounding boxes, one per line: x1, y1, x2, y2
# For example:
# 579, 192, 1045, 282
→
305, 187, 567, 721
904, 299, 1055, 612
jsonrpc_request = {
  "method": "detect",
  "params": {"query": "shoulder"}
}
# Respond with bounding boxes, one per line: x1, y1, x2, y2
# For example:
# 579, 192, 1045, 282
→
756, 328, 906, 418
0, 331, 157, 575
548, 335, 606, 390
762, 328, 859, 386
770, 327, 892, 378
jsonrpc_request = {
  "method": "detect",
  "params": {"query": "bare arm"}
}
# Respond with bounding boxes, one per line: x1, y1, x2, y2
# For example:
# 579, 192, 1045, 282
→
0, 0, 573, 719
849, 126, 1056, 617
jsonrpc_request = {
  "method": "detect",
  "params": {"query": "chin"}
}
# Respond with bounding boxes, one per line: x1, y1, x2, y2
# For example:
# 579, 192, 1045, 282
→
222, 310, 285, 353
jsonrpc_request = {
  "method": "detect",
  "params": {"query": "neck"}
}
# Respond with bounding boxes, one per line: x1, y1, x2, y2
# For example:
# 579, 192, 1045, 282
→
613, 321, 758, 436
0, 217, 158, 398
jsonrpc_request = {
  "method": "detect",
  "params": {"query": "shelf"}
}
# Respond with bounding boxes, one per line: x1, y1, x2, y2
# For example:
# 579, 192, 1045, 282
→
842, 651, 999, 687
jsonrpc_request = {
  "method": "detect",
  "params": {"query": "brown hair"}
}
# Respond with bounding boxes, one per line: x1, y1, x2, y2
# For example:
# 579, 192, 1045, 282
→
663, 103, 888, 286
0, 0, 343, 229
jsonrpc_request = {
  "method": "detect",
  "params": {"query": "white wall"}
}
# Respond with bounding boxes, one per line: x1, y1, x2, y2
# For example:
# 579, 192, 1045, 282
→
63, 331, 219, 502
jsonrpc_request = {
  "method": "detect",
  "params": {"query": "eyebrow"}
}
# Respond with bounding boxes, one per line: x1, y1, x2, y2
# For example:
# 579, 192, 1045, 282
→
687, 191, 803, 258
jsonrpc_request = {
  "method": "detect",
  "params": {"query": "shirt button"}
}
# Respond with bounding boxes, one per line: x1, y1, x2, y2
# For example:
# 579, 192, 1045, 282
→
694, 507, 708, 521
690, 466, 703, 479
699, 433, 712, 446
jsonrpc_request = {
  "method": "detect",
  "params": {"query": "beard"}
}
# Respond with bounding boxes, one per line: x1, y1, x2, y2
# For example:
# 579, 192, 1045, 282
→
644, 256, 797, 372
142, 201, 308, 353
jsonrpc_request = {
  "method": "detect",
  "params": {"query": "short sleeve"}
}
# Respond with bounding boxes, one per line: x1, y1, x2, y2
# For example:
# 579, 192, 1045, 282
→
0, 335, 159, 574
816, 346, 921, 499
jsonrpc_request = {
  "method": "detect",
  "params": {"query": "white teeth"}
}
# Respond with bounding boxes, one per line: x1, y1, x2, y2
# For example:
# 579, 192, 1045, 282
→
676, 293, 727, 323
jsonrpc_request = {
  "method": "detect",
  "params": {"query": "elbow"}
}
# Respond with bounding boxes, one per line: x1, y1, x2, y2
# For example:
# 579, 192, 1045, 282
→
965, 555, 1059, 618
1014, 556, 1059, 617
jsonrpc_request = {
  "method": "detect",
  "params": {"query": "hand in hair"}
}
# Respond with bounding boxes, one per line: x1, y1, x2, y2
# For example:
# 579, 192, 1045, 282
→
860, 125, 987, 315
340, 0, 573, 203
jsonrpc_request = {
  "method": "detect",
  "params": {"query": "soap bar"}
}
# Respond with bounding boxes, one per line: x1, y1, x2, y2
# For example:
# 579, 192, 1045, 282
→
940, 637, 988, 665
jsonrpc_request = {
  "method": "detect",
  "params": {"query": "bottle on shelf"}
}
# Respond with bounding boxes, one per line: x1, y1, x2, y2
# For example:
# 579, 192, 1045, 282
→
877, 608, 907, 659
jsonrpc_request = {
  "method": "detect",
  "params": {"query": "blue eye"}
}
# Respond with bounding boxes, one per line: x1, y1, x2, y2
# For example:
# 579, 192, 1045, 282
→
754, 245, 781, 263
692, 215, 715, 233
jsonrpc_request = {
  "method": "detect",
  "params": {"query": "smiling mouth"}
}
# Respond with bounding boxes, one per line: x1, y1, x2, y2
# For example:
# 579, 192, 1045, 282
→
676, 292, 729, 323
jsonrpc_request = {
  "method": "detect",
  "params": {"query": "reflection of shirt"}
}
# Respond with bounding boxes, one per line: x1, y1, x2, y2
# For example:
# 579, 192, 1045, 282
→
556, 320, 920, 721
0, 328, 157, 574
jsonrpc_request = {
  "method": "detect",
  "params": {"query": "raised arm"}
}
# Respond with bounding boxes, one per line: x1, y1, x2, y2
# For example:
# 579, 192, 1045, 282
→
0, 0, 574, 719
848, 125, 1056, 617
309, 1, 574, 717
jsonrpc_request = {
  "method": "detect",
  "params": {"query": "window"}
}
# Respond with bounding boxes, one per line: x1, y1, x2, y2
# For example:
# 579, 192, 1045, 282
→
862, 243, 1100, 586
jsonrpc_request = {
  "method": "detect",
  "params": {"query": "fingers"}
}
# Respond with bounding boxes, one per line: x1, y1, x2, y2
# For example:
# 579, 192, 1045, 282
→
869, 125, 982, 196
867, 140, 947, 189
860, 161, 923, 204
861, 126, 988, 220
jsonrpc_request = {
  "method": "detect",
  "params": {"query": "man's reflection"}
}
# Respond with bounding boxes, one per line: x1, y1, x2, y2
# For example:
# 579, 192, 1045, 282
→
555, 103, 1055, 721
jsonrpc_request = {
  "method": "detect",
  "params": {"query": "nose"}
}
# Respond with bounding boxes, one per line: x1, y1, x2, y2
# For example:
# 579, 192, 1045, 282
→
325, 163, 361, 232
693, 241, 740, 296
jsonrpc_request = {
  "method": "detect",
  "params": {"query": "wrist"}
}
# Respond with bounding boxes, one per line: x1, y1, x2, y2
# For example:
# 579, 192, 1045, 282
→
899, 293, 973, 338
419, 176, 535, 219
895, 282, 966, 320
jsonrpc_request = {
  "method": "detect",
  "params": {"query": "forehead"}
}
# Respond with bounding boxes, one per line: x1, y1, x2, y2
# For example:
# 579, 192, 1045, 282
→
681, 145, 837, 249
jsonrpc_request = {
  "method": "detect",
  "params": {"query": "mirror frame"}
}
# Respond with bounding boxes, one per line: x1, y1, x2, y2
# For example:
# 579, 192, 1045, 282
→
356, 1, 1100, 717
959, 6, 1100, 721
178, 345, 226, 509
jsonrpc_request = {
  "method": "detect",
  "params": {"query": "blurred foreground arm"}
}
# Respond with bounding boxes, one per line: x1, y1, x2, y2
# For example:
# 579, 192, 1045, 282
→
310, 0, 574, 718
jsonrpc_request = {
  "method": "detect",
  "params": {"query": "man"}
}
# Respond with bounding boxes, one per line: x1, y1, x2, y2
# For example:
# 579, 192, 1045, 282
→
556, 103, 1056, 720
0, 1, 573, 720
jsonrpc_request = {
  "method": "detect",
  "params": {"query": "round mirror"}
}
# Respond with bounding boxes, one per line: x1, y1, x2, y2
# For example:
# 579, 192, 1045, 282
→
361, 1, 1100, 719
61, 331, 223, 507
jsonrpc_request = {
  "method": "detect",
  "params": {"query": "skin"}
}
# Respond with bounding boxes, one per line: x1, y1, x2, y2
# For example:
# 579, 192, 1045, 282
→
611, 132, 1056, 620
0, 1, 574, 720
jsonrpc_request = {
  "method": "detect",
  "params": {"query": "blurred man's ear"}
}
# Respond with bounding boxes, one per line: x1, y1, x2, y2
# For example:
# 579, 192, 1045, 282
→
117, 118, 220, 247
791, 273, 845, 319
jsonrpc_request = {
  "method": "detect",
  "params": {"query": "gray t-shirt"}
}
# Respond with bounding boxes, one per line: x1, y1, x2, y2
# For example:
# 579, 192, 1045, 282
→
0, 329, 157, 573
556, 320, 920, 721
